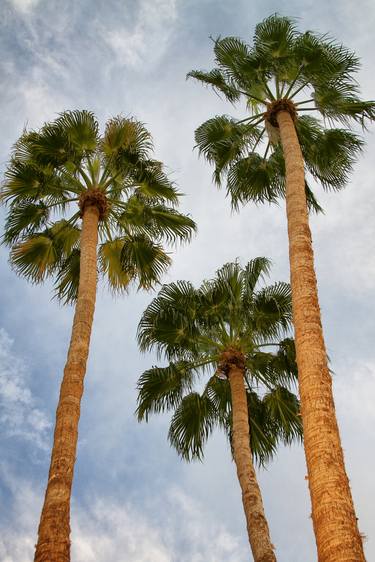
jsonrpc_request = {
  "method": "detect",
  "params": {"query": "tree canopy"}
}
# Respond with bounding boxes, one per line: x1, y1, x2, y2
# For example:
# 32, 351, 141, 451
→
1, 110, 196, 302
137, 259, 302, 464
189, 14, 374, 211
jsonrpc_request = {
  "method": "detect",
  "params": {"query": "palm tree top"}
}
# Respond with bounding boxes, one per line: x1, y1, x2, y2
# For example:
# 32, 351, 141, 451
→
189, 14, 373, 210
1, 110, 196, 301
138, 258, 292, 359
136, 258, 302, 463
190, 14, 374, 124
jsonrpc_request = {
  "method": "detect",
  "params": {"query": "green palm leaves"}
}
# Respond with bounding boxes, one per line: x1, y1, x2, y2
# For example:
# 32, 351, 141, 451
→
189, 14, 373, 210
137, 259, 302, 464
1, 110, 196, 302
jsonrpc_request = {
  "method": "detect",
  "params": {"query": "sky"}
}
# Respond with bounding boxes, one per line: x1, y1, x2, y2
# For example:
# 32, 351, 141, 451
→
0, 0, 374, 561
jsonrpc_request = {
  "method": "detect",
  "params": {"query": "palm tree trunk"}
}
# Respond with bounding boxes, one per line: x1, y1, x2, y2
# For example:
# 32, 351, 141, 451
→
276, 109, 365, 562
34, 204, 100, 562
228, 363, 276, 562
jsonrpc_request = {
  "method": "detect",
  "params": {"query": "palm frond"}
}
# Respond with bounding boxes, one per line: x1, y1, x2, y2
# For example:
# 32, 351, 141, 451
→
214, 36, 251, 71
305, 181, 324, 213
120, 234, 171, 289
136, 362, 195, 421
251, 281, 292, 339
246, 390, 277, 465
198, 264, 244, 334
27, 123, 76, 168
102, 116, 153, 173
137, 280, 200, 358
9, 218, 81, 284
10, 233, 58, 283
296, 116, 364, 190
2, 160, 62, 205
227, 151, 284, 209
247, 340, 298, 389
116, 196, 196, 244
98, 238, 132, 293
242, 257, 272, 298
263, 386, 303, 444
8, 129, 37, 162
204, 376, 231, 427
213, 36, 254, 88
86, 156, 101, 186
54, 109, 99, 154
254, 13, 297, 74
54, 248, 80, 304
213, 36, 269, 100
49, 219, 81, 255
295, 31, 361, 86
313, 86, 375, 127
187, 69, 240, 103
270, 338, 298, 386
211, 261, 243, 307
2, 200, 49, 245
168, 392, 217, 461
131, 160, 180, 204
195, 116, 260, 185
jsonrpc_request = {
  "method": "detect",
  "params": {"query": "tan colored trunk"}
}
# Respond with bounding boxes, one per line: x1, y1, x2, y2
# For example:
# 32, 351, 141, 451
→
276, 109, 365, 562
228, 364, 276, 562
34, 204, 100, 562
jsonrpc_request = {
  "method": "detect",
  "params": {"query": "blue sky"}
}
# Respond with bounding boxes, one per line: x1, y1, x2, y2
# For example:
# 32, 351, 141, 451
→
0, 0, 374, 560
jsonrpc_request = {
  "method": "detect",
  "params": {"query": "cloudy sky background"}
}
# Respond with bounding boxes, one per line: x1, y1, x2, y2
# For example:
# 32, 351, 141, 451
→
0, 0, 374, 560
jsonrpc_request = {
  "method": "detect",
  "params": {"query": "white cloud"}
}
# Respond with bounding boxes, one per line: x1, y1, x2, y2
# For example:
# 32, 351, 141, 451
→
8, 0, 40, 13
0, 479, 246, 562
73, 499, 171, 562
0, 472, 41, 562
335, 360, 375, 427
0, 328, 50, 449
21, 79, 67, 126
333, 360, 375, 554
100, 0, 177, 68
164, 486, 246, 562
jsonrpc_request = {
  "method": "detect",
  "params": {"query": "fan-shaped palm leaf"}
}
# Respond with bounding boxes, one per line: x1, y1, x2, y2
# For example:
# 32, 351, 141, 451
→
168, 392, 217, 461
120, 234, 171, 289
136, 362, 196, 421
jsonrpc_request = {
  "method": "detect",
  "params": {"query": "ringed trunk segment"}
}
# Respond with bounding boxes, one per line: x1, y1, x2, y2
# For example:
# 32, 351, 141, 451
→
34, 204, 100, 562
221, 349, 276, 562
276, 109, 366, 562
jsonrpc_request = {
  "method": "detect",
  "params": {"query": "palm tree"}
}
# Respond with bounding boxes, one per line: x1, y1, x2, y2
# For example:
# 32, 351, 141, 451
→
189, 15, 374, 561
0, 110, 196, 562
137, 258, 302, 562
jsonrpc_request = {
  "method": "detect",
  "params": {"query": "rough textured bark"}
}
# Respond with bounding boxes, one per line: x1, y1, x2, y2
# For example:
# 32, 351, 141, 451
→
228, 363, 276, 562
276, 109, 365, 562
34, 204, 100, 562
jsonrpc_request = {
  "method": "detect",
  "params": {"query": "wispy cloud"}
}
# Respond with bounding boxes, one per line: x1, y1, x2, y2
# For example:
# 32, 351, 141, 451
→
8, 0, 41, 13
0, 328, 50, 450
0, 480, 246, 562
100, 0, 177, 68
0, 475, 40, 562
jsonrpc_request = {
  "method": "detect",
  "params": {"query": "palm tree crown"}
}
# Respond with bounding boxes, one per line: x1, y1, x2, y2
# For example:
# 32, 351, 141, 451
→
137, 259, 302, 464
1, 110, 196, 300
189, 14, 374, 210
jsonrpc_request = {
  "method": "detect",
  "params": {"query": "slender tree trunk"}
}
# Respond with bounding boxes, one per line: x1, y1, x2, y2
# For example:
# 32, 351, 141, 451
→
276, 109, 365, 562
228, 363, 276, 562
34, 204, 100, 562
